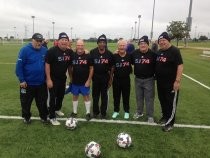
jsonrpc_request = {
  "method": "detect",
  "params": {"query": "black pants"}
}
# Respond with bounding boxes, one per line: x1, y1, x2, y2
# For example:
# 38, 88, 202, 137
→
48, 81, 66, 119
20, 84, 48, 120
157, 82, 179, 126
92, 74, 109, 116
112, 76, 130, 113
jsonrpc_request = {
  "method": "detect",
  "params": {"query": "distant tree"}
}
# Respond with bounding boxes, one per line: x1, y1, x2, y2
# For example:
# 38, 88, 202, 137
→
113, 38, 118, 43
88, 37, 97, 42
199, 35, 208, 41
166, 21, 189, 46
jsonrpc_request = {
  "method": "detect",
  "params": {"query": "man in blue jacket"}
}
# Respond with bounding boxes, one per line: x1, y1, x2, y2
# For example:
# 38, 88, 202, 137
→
15, 33, 49, 124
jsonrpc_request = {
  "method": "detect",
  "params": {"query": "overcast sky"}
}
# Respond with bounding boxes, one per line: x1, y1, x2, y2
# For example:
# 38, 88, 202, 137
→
0, 0, 209, 40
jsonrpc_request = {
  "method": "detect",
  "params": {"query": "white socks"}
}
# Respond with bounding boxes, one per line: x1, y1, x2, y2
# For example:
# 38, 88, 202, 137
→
73, 100, 91, 114
85, 101, 91, 114
73, 101, 78, 114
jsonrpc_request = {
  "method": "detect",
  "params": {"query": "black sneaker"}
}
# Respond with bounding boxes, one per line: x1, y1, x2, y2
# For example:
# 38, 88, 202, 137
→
41, 119, 50, 124
23, 118, 31, 124
162, 124, 173, 132
100, 115, 106, 120
70, 112, 77, 118
85, 113, 91, 121
92, 114, 98, 119
158, 117, 167, 125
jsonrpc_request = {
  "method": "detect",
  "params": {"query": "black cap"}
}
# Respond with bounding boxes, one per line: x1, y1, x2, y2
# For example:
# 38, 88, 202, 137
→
58, 32, 69, 41
138, 35, 149, 45
97, 34, 107, 44
32, 33, 44, 41
158, 32, 170, 43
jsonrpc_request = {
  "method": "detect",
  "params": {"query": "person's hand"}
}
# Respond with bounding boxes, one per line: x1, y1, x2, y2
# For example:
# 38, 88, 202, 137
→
20, 82, 27, 88
85, 80, 91, 87
108, 78, 113, 89
114, 50, 119, 54
46, 79, 53, 88
173, 80, 180, 91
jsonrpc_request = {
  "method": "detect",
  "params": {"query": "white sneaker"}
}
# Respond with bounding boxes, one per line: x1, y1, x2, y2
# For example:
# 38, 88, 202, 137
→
55, 110, 64, 116
148, 117, 154, 123
50, 118, 60, 126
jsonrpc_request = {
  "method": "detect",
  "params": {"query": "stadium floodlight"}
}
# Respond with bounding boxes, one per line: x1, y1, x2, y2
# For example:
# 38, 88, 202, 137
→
137, 15, 141, 39
134, 21, 137, 40
52, 21, 55, 40
31, 16, 35, 35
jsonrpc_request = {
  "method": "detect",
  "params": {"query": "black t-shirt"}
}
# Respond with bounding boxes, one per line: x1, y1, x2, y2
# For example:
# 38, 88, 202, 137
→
113, 53, 132, 78
71, 52, 92, 85
90, 48, 114, 76
155, 45, 183, 83
131, 49, 156, 78
45, 46, 73, 82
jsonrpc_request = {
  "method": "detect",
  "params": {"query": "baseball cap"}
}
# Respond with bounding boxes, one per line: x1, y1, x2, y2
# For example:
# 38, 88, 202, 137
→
32, 33, 44, 41
58, 32, 69, 41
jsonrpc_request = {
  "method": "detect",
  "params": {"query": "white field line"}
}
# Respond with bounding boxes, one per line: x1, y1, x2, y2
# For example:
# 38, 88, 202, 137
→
200, 54, 210, 58
0, 115, 210, 129
183, 73, 210, 90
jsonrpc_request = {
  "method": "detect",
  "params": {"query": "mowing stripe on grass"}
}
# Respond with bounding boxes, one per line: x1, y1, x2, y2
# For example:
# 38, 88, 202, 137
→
0, 115, 210, 129
0, 62, 16, 64
0, 63, 209, 90
183, 73, 210, 90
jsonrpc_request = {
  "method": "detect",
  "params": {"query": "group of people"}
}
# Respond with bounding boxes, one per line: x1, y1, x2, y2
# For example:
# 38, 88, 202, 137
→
15, 31, 183, 132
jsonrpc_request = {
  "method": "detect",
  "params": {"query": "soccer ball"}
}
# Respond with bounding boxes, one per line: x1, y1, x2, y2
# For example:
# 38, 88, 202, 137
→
117, 132, 132, 148
85, 141, 101, 158
65, 117, 77, 130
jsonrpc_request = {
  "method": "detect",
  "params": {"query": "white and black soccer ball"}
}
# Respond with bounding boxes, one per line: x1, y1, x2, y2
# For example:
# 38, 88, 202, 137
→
117, 132, 132, 148
65, 117, 77, 130
85, 141, 101, 158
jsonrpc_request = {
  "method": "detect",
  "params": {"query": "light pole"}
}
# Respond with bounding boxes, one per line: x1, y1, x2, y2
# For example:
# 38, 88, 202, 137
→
150, 0, 156, 40
134, 21, 137, 40
52, 21, 55, 40
31, 16, 35, 35
13, 26, 16, 39
137, 15, 141, 39
70, 27, 73, 40
194, 26, 197, 39
130, 27, 133, 39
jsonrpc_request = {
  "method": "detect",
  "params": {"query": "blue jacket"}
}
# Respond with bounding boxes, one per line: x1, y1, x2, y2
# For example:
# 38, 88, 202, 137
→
15, 43, 47, 85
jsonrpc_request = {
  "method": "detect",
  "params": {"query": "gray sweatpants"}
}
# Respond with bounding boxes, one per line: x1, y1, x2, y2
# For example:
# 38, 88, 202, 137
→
135, 77, 155, 117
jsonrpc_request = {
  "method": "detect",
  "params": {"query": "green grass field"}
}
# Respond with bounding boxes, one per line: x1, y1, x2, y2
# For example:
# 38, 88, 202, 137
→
0, 41, 210, 158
